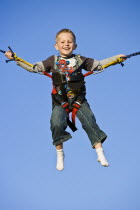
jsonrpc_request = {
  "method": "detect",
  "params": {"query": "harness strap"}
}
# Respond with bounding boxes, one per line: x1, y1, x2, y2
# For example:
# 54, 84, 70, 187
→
71, 101, 81, 125
61, 101, 78, 132
43, 71, 52, 78
61, 101, 69, 113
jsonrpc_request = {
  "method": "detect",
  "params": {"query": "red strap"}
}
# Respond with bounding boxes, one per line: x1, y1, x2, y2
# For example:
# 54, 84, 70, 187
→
84, 71, 93, 77
61, 102, 70, 114
72, 108, 79, 124
43, 70, 94, 78
43, 71, 52, 78
71, 102, 81, 124
52, 86, 57, 94
72, 103, 81, 109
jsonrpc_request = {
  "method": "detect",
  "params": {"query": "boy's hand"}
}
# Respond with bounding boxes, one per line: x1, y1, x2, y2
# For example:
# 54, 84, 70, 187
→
5, 50, 14, 60
118, 54, 127, 61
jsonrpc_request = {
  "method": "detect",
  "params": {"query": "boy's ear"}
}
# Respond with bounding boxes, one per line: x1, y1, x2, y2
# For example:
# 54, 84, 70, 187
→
55, 43, 59, 50
74, 44, 77, 50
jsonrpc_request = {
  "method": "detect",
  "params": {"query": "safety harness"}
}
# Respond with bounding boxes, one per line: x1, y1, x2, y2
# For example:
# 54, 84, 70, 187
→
1, 46, 140, 131
46, 55, 87, 132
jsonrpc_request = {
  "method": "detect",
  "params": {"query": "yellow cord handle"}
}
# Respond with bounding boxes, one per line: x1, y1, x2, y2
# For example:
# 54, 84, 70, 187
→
13, 53, 34, 67
102, 57, 125, 69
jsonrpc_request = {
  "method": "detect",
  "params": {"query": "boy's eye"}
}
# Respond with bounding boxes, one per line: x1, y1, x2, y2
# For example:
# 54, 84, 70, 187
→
60, 41, 72, 43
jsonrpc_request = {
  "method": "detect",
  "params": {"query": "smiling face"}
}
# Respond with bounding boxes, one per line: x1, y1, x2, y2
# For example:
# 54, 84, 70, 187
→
55, 32, 77, 57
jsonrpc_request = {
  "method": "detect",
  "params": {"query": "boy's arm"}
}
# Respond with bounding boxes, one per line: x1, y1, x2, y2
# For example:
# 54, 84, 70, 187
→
17, 61, 45, 73
5, 50, 45, 73
92, 54, 126, 70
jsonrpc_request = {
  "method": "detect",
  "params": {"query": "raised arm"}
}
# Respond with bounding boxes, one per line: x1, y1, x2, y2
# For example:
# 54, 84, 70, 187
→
4, 50, 45, 73
92, 54, 126, 71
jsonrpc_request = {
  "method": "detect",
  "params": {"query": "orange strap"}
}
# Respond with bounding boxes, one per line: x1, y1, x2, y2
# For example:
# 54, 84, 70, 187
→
61, 102, 70, 114
71, 102, 81, 124
84, 71, 93, 77
72, 108, 79, 124
43, 71, 52, 78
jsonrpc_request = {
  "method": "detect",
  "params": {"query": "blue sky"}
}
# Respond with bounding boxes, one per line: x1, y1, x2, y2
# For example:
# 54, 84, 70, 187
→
0, 0, 139, 210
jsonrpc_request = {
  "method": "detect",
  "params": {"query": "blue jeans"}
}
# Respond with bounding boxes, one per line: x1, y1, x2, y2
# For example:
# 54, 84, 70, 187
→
50, 100, 107, 147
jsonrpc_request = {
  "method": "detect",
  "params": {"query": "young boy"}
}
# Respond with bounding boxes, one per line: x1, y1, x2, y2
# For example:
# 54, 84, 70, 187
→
5, 29, 126, 170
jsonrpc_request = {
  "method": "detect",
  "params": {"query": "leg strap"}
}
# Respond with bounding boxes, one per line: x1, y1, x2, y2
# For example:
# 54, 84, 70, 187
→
61, 102, 78, 132
72, 101, 81, 125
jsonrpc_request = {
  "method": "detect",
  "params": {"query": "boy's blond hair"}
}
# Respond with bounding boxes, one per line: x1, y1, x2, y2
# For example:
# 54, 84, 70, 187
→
55, 29, 76, 43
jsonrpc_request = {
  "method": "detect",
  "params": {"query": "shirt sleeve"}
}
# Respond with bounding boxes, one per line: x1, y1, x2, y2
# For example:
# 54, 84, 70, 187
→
96, 55, 120, 68
80, 56, 97, 71
42, 55, 54, 73
81, 55, 122, 71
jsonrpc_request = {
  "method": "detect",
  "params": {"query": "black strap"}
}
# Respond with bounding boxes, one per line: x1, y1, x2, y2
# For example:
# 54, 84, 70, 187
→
67, 117, 77, 132
125, 51, 140, 58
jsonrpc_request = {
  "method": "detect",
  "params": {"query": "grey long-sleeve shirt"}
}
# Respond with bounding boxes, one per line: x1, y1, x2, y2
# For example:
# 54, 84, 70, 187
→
16, 54, 120, 73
